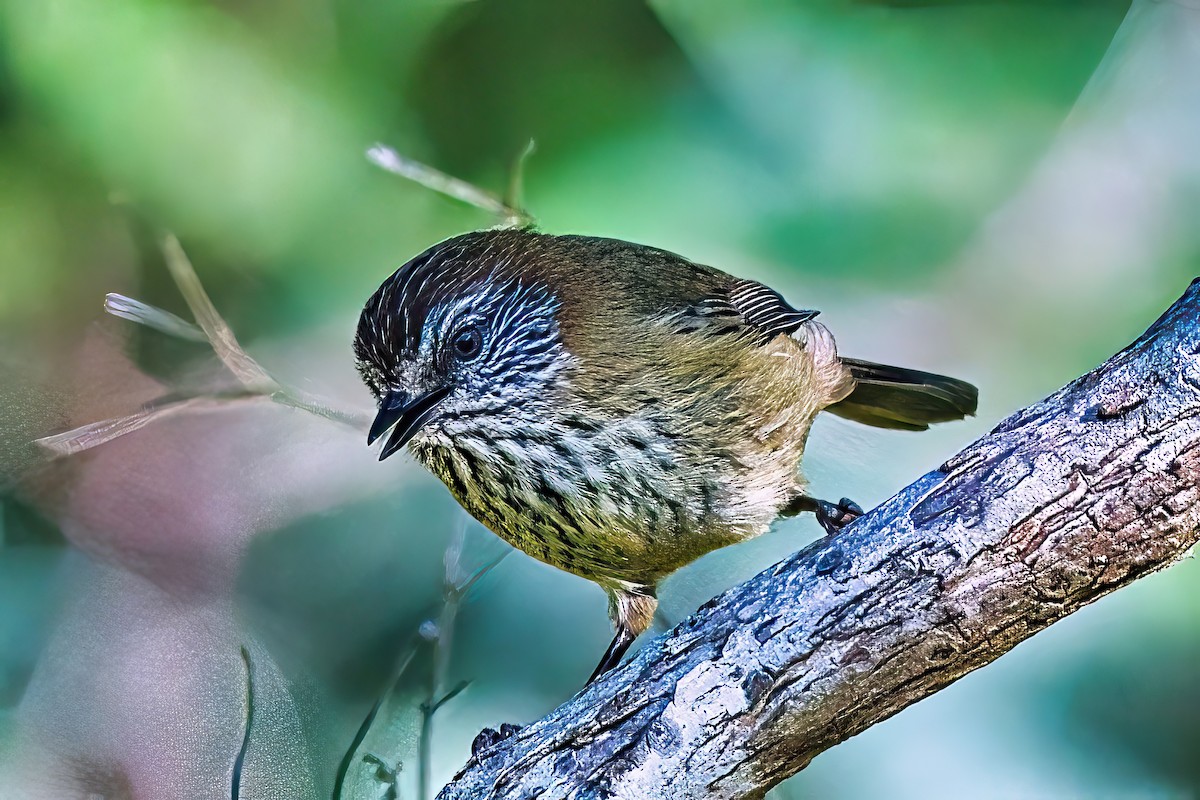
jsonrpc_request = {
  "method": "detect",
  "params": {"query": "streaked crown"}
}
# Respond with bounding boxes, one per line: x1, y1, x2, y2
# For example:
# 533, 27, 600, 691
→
353, 230, 572, 460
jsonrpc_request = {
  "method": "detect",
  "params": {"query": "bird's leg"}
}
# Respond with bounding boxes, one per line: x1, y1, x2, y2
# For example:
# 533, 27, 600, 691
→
472, 629, 638, 755
783, 495, 864, 535
587, 626, 637, 685
471, 586, 657, 756
587, 585, 657, 685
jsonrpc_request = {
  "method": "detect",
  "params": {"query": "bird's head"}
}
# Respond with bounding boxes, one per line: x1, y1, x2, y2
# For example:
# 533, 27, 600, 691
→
353, 230, 571, 461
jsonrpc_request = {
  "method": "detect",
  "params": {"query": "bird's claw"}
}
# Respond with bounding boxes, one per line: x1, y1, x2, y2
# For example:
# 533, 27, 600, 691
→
815, 497, 864, 535
470, 722, 523, 757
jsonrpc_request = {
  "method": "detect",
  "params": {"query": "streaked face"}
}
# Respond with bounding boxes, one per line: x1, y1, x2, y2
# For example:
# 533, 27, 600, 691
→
354, 246, 571, 460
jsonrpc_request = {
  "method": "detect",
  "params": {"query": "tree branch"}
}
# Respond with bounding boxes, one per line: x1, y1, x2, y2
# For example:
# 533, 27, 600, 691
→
439, 280, 1200, 799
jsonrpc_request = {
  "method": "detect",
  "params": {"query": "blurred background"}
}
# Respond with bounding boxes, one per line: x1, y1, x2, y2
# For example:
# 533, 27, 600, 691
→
1, 0, 1198, 797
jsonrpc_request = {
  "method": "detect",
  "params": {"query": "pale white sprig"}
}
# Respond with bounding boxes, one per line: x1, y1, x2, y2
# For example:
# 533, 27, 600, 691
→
103, 293, 206, 342
367, 141, 536, 230
35, 395, 260, 458
160, 233, 276, 391
35, 235, 369, 457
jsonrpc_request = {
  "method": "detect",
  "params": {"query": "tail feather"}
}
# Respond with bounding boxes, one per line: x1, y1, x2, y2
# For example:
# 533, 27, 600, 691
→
827, 358, 978, 432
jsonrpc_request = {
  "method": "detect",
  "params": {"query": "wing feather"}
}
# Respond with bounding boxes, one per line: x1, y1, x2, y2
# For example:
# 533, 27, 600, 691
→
668, 279, 818, 344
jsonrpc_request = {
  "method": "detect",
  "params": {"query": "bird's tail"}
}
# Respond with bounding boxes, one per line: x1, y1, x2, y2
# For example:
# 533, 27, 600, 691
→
827, 358, 978, 432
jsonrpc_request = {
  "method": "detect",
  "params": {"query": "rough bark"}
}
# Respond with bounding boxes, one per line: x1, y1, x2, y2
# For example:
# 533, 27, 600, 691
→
438, 281, 1200, 799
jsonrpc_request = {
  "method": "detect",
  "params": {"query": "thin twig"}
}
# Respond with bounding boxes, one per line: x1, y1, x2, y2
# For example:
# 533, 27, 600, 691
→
366, 143, 535, 229
232, 646, 254, 800
271, 389, 372, 430
332, 646, 419, 800
428, 681, 469, 715
451, 551, 510, 601
332, 522, 508, 800
35, 395, 267, 457
417, 522, 466, 800
104, 293, 206, 342
161, 234, 276, 391
37, 238, 371, 458
417, 519, 509, 800
504, 139, 537, 217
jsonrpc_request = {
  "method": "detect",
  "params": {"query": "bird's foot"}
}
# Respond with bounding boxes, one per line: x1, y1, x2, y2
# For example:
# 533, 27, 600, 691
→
470, 722, 523, 757
814, 497, 863, 536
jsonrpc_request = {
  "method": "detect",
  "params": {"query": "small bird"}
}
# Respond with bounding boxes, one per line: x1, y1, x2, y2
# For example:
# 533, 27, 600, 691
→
354, 229, 977, 684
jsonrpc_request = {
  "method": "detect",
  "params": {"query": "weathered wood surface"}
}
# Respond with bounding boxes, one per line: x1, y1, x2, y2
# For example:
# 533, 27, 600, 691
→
440, 281, 1200, 800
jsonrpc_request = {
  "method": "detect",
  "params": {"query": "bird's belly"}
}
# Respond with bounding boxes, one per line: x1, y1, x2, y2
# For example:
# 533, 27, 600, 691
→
414, 420, 797, 585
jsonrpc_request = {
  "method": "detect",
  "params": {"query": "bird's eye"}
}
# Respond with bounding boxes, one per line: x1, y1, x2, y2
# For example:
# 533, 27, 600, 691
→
450, 325, 484, 361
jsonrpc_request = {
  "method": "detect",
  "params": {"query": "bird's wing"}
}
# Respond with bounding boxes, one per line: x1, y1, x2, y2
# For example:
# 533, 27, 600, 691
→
667, 278, 819, 345
548, 235, 818, 346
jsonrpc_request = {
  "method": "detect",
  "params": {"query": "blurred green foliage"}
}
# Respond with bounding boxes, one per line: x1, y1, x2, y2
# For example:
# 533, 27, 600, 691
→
1, 0, 1198, 798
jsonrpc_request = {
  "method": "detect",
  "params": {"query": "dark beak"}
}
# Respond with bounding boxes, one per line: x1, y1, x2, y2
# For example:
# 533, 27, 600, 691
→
368, 386, 452, 461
